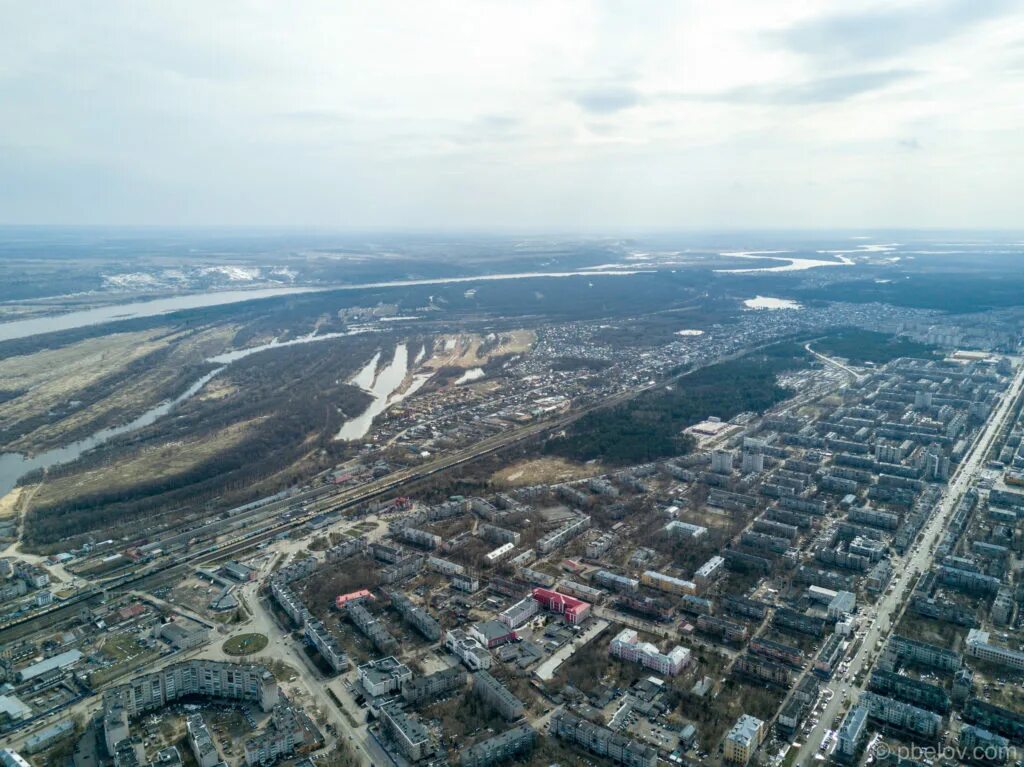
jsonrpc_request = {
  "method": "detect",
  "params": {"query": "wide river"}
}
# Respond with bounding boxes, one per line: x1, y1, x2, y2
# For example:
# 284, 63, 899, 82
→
0, 269, 648, 345
0, 287, 318, 343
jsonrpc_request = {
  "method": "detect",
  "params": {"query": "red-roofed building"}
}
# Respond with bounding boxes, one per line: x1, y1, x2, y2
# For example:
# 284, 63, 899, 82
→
532, 587, 591, 625
335, 589, 374, 610
116, 603, 147, 623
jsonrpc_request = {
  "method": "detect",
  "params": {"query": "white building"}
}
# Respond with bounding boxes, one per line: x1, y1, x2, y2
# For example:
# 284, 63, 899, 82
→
966, 629, 1024, 670
498, 596, 539, 628
485, 543, 515, 563
445, 629, 492, 671
357, 657, 413, 697
609, 629, 690, 676
694, 556, 724, 587
711, 450, 734, 474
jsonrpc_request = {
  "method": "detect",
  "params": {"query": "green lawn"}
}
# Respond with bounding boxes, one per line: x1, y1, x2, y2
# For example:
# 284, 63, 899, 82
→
222, 632, 269, 656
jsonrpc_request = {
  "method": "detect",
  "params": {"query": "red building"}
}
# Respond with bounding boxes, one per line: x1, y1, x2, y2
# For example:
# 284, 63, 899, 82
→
532, 587, 591, 625
335, 589, 374, 609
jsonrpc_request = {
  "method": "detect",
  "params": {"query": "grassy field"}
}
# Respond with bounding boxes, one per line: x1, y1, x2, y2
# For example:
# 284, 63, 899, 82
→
27, 417, 263, 513
92, 634, 160, 687
0, 324, 239, 455
491, 456, 602, 487
0, 487, 23, 519
101, 633, 146, 662
223, 632, 269, 656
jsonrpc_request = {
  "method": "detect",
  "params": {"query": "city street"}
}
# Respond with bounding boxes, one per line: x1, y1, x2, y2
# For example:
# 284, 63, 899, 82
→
791, 358, 1024, 766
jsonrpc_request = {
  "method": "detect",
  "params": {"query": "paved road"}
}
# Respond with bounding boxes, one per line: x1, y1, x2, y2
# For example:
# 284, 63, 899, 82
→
790, 358, 1024, 766
804, 342, 865, 383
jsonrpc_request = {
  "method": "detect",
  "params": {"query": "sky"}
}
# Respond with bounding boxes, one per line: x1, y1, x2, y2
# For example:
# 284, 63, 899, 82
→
1, 0, 1023, 230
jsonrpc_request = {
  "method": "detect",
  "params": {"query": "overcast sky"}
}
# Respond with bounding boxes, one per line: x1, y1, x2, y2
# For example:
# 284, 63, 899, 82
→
2, 1, 1023, 230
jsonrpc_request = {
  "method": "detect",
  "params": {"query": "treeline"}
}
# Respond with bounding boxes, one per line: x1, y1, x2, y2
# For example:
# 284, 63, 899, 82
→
795, 273, 1024, 313
550, 356, 612, 372
544, 342, 810, 465
812, 328, 938, 365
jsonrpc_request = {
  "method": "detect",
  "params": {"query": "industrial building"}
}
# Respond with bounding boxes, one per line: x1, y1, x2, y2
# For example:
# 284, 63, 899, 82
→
966, 629, 1024, 670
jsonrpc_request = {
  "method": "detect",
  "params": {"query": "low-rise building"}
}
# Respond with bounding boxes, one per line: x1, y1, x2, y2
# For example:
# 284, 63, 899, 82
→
357, 657, 413, 698
470, 620, 518, 649
445, 629, 491, 671
531, 588, 591, 624
966, 629, 1024, 670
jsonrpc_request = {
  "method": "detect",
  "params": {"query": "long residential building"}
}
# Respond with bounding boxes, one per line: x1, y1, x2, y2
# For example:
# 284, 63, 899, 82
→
472, 670, 525, 720
402, 667, 466, 707
550, 711, 656, 767
885, 634, 962, 672
380, 704, 436, 763
861, 692, 941, 740
243, 705, 313, 766
536, 515, 591, 554
346, 601, 399, 655
102, 661, 279, 718
641, 570, 697, 596
390, 591, 442, 641
459, 724, 536, 767
304, 618, 348, 672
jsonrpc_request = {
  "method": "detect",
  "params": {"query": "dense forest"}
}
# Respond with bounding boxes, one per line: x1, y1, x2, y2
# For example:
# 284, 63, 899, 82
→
544, 342, 811, 465
794, 273, 1024, 312
811, 328, 938, 365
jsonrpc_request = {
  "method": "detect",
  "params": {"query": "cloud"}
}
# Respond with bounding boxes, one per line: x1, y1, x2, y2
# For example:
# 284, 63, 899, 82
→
572, 86, 643, 114
684, 69, 917, 105
0, 2, 1022, 228
772, 0, 1015, 64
